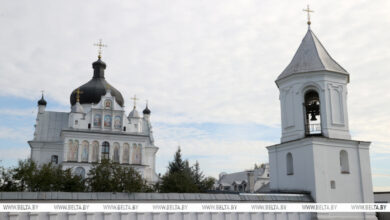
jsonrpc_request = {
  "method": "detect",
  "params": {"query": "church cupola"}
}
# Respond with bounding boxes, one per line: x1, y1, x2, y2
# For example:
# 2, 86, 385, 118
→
143, 103, 151, 115
37, 94, 47, 106
276, 22, 351, 142
69, 40, 124, 107
128, 106, 140, 118
143, 102, 151, 122
37, 93, 47, 114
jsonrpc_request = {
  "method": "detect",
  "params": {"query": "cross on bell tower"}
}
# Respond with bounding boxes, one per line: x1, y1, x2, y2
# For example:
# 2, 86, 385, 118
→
303, 5, 314, 26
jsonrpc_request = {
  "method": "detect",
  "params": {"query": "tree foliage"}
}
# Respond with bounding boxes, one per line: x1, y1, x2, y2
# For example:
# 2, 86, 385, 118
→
1, 159, 85, 192
159, 147, 215, 193
87, 159, 151, 192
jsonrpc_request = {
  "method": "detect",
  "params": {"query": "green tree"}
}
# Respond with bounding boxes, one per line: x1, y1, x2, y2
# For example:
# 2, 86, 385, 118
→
0, 166, 17, 191
159, 147, 215, 193
11, 159, 85, 192
191, 161, 216, 192
87, 159, 150, 192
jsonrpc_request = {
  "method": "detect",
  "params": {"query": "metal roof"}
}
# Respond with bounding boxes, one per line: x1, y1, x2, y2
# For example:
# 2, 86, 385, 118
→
277, 28, 348, 81
32, 111, 69, 142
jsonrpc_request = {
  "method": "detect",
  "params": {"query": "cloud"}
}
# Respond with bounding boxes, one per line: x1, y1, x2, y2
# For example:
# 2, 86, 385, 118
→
0, 127, 32, 141
0, 147, 30, 162
0, 108, 36, 116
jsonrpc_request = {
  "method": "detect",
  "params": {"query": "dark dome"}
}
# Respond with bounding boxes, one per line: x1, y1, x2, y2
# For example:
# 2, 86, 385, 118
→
37, 95, 47, 106
143, 105, 151, 115
70, 58, 124, 107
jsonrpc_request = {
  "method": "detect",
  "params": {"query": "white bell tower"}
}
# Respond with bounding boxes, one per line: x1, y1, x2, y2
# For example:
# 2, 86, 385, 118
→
276, 28, 351, 143
267, 13, 376, 220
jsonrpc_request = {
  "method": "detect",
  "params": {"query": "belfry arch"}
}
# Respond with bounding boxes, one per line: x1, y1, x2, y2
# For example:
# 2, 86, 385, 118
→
304, 89, 321, 136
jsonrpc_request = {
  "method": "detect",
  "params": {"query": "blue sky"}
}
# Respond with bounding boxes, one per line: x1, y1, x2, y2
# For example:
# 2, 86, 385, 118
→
0, 0, 390, 191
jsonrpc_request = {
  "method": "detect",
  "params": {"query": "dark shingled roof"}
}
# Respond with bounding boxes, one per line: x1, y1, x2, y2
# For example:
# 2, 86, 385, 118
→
70, 58, 124, 107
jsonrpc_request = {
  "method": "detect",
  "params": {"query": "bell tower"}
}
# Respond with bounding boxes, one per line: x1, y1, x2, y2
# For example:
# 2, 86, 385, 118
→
267, 9, 376, 220
276, 27, 351, 143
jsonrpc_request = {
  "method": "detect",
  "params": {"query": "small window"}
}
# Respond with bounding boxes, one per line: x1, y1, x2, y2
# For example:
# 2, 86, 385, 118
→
88, 123, 91, 129
340, 150, 350, 174
330, 180, 336, 189
51, 155, 58, 164
102, 141, 110, 160
75, 120, 78, 125
286, 152, 294, 175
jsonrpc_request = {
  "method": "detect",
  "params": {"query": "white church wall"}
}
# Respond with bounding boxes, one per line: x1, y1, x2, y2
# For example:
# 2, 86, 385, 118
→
268, 139, 316, 195
29, 141, 63, 166
268, 137, 375, 204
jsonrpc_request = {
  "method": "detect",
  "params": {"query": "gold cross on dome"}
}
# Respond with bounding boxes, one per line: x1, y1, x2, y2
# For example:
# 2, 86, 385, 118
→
93, 39, 107, 59
131, 95, 139, 108
76, 88, 83, 103
303, 5, 314, 25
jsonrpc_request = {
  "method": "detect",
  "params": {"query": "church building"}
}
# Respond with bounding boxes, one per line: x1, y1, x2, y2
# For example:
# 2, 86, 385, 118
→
28, 48, 159, 184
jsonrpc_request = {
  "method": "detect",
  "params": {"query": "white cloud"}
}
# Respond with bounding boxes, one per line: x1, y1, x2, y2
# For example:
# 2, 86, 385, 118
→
0, 127, 32, 141
0, 108, 36, 117
0, 147, 30, 162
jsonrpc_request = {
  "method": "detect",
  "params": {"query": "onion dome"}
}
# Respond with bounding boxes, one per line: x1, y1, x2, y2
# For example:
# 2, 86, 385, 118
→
37, 94, 47, 106
143, 104, 151, 115
128, 107, 140, 118
70, 58, 124, 107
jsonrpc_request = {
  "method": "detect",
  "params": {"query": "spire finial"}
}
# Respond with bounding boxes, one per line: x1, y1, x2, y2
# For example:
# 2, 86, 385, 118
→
303, 5, 314, 26
41, 90, 44, 98
131, 95, 139, 108
76, 88, 83, 103
93, 39, 107, 59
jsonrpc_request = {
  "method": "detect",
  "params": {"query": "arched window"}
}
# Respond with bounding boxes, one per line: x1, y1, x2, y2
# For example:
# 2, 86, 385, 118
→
304, 90, 321, 135
67, 140, 73, 161
51, 155, 58, 164
81, 141, 89, 162
286, 152, 294, 175
136, 144, 142, 164
340, 150, 350, 174
113, 143, 120, 163
75, 167, 86, 179
92, 141, 99, 162
68, 140, 79, 162
122, 143, 130, 164
102, 141, 110, 160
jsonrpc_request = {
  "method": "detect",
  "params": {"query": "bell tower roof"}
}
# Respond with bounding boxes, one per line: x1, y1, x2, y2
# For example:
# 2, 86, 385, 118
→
277, 28, 349, 82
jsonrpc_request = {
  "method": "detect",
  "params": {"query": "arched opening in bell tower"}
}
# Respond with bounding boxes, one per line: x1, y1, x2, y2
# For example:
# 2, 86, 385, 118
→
304, 90, 322, 136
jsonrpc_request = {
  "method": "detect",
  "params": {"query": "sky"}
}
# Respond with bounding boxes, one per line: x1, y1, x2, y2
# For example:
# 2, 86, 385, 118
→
0, 0, 389, 191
